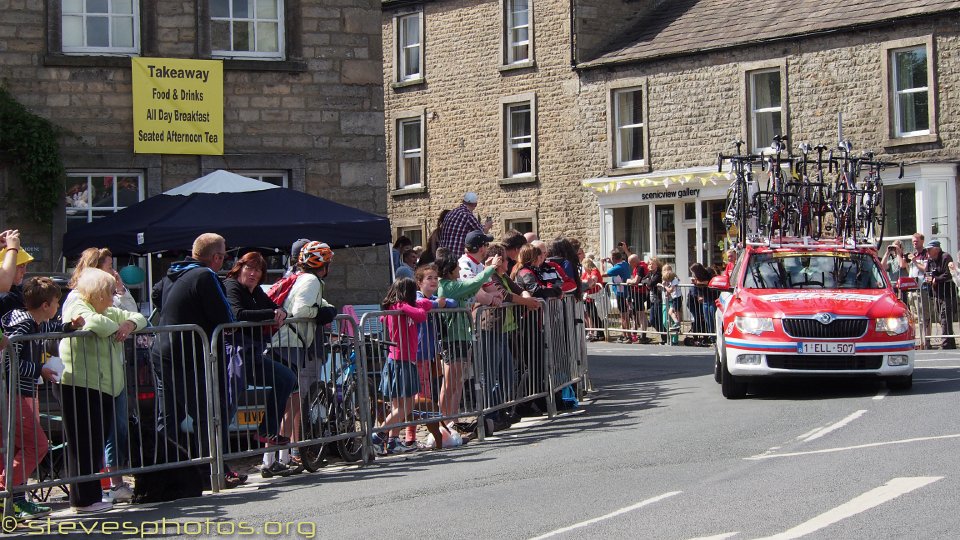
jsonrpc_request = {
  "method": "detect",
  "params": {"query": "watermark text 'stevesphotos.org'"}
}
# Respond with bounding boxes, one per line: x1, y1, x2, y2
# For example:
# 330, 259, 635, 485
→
16, 517, 317, 538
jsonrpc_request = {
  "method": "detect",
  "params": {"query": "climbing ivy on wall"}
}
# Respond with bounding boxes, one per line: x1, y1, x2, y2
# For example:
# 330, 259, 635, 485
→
0, 85, 65, 223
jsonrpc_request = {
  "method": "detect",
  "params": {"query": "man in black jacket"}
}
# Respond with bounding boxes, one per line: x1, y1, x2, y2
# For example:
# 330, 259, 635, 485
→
923, 240, 956, 350
151, 233, 242, 486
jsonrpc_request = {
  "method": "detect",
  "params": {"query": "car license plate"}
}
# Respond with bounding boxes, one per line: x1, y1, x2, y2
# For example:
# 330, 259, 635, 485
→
797, 342, 855, 355
236, 409, 265, 426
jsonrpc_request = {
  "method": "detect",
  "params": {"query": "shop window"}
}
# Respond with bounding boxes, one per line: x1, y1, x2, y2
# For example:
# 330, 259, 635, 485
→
65, 172, 144, 230
395, 11, 423, 83
397, 117, 423, 189
503, 0, 532, 66
882, 184, 916, 239
210, 0, 283, 59
748, 68, 783, 153
612, 206, 650, 257
61, 0, 140, 55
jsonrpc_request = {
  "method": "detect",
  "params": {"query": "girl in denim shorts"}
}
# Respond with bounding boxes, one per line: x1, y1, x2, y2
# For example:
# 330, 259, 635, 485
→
376, 278, 433, 454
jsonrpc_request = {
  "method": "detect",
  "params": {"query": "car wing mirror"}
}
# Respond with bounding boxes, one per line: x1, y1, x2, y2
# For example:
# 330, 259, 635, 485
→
709, 275, 732, 291
895, 277, 919, 291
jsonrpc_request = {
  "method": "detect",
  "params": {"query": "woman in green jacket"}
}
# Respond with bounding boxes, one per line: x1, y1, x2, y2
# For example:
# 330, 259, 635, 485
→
435, 248, 500, 425
60, 267, 147, 513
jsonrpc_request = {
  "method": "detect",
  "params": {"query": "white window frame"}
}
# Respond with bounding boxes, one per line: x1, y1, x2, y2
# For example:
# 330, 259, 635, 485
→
505, 101, 533, 179
395, 12, 423, 83
503, 0, 533, 66
239, 170, 289, 187
61, 0, 140, 55
891, 46, 930, 138
613, 87, 645, 168
397, 117, 424, 189
65, 171, 145, 229
748, 68, 783, 154
210, 0, 285, 60
396, 226, 424, 249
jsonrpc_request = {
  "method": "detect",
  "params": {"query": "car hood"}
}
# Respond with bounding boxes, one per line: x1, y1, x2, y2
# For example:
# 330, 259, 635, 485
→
731, 289, 905, 318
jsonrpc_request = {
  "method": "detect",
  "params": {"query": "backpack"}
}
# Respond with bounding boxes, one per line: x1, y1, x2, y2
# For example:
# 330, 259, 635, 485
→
264, 272, 301, 335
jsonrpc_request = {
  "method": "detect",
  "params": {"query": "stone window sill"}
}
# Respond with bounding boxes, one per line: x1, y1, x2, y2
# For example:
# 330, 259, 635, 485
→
499, 175, 537, 186
883, 133, 939, 148
391, 186, 427, 197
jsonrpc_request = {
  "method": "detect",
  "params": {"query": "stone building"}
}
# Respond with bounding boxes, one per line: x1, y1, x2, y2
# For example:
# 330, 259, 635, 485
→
382, 0, 960, 274
0, 0, 387, 305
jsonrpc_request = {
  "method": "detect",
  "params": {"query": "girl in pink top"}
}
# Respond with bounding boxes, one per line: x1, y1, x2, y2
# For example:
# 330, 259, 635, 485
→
376, 278, 433, 454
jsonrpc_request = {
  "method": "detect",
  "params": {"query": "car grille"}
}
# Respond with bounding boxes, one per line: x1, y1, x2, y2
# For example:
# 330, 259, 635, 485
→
766, 355, 883, 370
782, 318, 868, 339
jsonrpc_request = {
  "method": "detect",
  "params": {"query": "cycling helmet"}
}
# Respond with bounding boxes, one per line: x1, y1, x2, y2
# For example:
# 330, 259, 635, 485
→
298, 241, 334, 269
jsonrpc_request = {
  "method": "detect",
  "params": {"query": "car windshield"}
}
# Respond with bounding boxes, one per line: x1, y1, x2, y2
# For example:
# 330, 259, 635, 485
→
742, 251, 886, 290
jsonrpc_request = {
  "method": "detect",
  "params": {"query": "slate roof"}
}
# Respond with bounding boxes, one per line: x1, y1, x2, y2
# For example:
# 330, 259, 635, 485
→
581, 0, 960, 68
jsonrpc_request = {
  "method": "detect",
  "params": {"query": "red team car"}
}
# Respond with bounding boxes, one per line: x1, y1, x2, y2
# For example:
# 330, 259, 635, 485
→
710, 239, 917, 399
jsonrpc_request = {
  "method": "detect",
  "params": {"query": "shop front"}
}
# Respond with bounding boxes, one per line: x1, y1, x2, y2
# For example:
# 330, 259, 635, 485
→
583, 162, 958, 273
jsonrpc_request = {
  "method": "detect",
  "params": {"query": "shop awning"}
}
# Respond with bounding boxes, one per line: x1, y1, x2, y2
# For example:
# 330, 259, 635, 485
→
582, 166, 729, 194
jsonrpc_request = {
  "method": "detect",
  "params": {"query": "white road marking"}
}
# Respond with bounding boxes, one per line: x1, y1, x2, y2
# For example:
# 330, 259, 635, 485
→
801, 410, 867, 442
528, 491, 682, 539
746, 433, 960, 460
796, 428, 820, 440
872, 389, 888, 400
688, 533, 739, 540
752, 477, 942, 540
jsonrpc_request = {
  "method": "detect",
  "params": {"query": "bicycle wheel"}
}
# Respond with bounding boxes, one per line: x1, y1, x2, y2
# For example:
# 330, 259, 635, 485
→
300, 382, 333, 472
334, 377, 368, 463
723, 184, 744, 244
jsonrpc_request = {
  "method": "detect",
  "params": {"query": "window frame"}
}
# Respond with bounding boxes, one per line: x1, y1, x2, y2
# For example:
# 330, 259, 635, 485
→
390, 108, 427, 195
500, 0, 535, 69
209, 0, 286, 60
397, 116, 424, 190
395, 225, 425, 249
236, 170, 289, 188
502, 211, 537, 236
500, 93, 537, 183
749, 69, 783, 154
394, 11, 424, 85
60, 0, 141, 55
740, 60, 788, 155
881, 36, 938, 146
64, 171, 145, 229
609, 83, 648, 170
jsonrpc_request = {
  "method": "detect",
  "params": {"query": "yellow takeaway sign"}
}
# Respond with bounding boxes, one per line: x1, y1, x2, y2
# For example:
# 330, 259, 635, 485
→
132, 57, 223, 155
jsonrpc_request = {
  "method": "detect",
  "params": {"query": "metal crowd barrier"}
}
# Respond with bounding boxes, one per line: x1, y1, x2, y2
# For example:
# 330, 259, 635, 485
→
589, 283, 671, 344
2, 303, 589, 506
210, 315, 371, 486
905, 285, 959, 348
1, 324, 215, 517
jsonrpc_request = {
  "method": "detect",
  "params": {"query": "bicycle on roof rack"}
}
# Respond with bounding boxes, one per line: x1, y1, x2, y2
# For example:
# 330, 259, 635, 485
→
717, 136, 902, 249
717, 139, 764, 245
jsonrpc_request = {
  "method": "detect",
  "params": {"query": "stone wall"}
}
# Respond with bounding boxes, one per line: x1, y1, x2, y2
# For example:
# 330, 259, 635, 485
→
382, 0, 603, 254
576, 17, 960, 173
382, 0, 960, 258
0, 0, 389, 305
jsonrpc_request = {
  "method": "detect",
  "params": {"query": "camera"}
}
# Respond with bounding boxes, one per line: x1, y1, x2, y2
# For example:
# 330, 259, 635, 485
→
887, 245, 896, 252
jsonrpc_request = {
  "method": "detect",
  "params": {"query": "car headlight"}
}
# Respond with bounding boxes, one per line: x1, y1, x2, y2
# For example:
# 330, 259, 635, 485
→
735, 316, 774, 335
876, 315, 910, 335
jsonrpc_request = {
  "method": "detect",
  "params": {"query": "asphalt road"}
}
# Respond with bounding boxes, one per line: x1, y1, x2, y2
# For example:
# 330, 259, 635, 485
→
19, 344, 960, 539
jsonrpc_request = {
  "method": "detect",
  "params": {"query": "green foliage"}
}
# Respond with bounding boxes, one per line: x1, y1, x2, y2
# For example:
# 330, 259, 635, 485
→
0, 86, 65, 224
